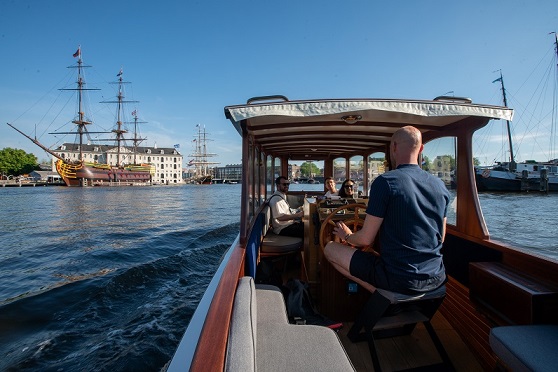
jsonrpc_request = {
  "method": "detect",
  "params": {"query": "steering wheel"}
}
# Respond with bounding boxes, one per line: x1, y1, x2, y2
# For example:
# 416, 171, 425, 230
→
319, 203, 374, 252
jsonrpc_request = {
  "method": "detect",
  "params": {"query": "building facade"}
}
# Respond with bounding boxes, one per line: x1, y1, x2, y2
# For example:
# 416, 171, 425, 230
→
52, 143, 183, 184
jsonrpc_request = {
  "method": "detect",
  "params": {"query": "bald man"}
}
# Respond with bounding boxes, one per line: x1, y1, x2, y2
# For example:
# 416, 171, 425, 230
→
324, 126, 450, 294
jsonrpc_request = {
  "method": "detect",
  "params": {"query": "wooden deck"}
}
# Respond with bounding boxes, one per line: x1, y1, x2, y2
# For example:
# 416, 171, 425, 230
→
277, 255, 485, 372
337, 312, 483, 371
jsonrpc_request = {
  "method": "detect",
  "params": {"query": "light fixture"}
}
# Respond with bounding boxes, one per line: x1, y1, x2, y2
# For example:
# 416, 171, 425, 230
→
341, 115, 362, 124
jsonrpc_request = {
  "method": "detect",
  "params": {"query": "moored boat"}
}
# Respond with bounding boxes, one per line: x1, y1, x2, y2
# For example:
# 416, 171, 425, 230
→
475, 34, 558, 192
167, 96, 558, 371
187, 124, 219, 184
8, 47, 155, 187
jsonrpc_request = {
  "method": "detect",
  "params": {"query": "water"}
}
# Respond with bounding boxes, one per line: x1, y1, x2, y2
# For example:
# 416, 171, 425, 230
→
1, 184, 557, 371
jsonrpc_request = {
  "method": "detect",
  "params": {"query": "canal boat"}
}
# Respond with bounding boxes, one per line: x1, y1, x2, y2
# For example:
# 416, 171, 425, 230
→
167, 95, 558, 371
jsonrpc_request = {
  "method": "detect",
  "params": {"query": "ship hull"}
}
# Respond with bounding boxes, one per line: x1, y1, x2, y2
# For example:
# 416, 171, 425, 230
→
475, 168, 558, 192
56, 160, 153, 187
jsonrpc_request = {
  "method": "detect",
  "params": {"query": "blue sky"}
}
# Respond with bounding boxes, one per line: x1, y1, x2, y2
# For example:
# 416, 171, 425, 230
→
1, 0, 557, 166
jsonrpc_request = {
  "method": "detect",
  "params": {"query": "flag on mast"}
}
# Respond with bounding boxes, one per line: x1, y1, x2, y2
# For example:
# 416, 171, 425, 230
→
73, 46, 81, 58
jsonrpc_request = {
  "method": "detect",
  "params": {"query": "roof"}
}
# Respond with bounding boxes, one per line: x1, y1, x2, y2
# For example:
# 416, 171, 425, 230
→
224, 97, 513, 161
55, 143, 180, 155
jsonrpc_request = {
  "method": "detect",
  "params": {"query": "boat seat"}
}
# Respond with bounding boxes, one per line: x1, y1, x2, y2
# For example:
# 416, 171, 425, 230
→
225, 276, 355, 372
347, 285, 453, 372
260, 205, 302, 255
490, 325, 558, 372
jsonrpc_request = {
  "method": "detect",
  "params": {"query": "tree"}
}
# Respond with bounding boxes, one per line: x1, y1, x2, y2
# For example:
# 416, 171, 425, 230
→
0, 148, 38, 177
300, 161, 320, 177
473, 157, 480, 166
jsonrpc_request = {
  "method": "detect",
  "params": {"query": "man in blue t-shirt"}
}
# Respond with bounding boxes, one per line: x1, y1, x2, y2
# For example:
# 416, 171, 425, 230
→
324, 126, 450, 294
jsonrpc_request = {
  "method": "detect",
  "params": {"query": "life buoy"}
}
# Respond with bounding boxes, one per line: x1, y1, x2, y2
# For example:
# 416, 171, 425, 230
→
482, 169, 491, 178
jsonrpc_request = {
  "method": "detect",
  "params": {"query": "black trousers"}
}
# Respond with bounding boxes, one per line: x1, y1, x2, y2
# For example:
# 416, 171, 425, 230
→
279, 222, 304, 238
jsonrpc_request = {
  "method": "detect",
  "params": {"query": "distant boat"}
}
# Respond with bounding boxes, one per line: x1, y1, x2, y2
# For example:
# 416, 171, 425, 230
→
475, 34, 558, 192
8, 47, 154, 187
188, 124, 219, 184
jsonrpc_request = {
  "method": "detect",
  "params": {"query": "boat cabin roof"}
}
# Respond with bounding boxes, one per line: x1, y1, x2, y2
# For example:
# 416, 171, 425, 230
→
224, 96, 513, 161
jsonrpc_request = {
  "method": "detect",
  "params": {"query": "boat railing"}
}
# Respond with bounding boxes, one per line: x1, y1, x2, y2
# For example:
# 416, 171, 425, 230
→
166, 234, 241, 371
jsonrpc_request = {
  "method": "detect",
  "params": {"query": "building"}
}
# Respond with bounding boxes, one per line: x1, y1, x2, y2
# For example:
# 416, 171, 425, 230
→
51, 143, 183, 184
212, 164, 242, 183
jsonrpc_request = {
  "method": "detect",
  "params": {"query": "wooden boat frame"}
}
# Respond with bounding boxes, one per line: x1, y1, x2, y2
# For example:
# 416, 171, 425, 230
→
167, 96, 558, 371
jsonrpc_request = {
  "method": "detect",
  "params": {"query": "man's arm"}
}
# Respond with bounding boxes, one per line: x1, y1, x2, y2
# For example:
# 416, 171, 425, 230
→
333, 213, 383, 247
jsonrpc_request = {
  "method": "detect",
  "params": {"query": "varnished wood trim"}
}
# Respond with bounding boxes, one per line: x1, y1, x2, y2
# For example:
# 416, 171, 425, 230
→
190, 245, 245, 371
440, 276, 497, 370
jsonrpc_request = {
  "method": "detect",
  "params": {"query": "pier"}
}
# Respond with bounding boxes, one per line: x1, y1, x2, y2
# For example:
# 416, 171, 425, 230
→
0, 180, 65, 187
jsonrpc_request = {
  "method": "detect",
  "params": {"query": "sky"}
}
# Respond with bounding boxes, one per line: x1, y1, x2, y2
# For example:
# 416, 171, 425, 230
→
1, 0, 558, 167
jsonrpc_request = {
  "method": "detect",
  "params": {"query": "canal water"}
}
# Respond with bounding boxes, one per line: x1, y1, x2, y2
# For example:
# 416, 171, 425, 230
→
0, 184, 556, 371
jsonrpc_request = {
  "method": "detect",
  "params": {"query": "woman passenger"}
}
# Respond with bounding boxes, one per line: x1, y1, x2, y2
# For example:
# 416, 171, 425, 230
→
324, 177, 338, 198
338, 179, 357, 198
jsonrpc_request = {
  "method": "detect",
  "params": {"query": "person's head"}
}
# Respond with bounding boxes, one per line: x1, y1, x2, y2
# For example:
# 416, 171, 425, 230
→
325, 177, 336, 193
390, 125, 424, 168
339, 179, 355, 198
275, 176, 290, 193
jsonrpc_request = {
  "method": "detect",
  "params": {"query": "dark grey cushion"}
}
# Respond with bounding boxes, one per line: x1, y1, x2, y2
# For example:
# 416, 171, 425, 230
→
261, 232, 302, 253
490, 325, 558, 372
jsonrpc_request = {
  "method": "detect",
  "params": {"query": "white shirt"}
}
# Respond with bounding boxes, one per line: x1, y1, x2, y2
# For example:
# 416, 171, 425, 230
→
324, 190, 338, 198
269, 191, 297, 234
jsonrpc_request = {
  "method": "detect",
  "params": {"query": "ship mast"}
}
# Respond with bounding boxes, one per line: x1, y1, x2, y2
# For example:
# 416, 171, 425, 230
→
55, 46, 99, 162
551, 31, 558, 161
494, 70, 516, 171
54, 47, 102, 163
101, 69, 138, 167
128, 110, 147, 164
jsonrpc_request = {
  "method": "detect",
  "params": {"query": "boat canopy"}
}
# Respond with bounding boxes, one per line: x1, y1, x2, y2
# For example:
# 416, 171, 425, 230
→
224, 97, 514, 161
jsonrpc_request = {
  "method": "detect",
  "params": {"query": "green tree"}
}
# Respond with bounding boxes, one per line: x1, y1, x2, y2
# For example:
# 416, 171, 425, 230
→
300, 161, 320, 177
473, 157, 480, 166
0, 148, 38, 177
421, 155, 431, 171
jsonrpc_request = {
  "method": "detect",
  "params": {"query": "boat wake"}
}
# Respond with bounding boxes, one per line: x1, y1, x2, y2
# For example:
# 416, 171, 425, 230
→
0, 222, 238, 371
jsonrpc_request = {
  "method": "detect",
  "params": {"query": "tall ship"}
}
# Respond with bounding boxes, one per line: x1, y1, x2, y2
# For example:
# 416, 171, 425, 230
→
187, 124, 218, 184
475, 34, 558, 192
8, 47, 155, 187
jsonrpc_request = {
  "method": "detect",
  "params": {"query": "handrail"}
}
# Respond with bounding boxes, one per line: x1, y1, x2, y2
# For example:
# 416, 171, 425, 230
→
166, 235, 241, 372
247, 95, 289, 104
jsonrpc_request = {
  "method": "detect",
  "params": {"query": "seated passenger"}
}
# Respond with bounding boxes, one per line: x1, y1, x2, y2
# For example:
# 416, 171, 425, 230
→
338, 179, 359, 198
324, 177, 338, 198
268, 176, 304, 238
324, 126, 450, 294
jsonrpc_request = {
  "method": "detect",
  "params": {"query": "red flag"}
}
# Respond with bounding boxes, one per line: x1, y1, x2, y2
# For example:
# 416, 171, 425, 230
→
73, 46, 81, 58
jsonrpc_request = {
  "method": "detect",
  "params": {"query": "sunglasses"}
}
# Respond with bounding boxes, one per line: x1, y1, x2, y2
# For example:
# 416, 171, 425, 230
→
344, 185, 354, 189
280, 183, 290, 186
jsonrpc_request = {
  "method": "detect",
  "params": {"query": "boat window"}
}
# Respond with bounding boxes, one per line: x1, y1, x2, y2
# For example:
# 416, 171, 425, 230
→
266, 155, 273, 197
422, 137, 457, 226
349, 155, 364, 194
333, 158, 346, 181
247, 136, 255, 221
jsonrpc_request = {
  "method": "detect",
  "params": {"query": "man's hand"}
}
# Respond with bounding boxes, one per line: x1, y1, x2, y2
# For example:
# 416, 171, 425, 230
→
333, 221, 352, 240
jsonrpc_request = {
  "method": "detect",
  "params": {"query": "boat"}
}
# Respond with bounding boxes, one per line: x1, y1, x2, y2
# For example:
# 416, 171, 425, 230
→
475, 34, 558, 192
8, 47, 155, 187
166, 95, 558, 371
187, 124, 219, 184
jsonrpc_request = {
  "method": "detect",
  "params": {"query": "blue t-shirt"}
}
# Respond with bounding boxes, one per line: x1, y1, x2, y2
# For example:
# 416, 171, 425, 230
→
366, 164, 450, 290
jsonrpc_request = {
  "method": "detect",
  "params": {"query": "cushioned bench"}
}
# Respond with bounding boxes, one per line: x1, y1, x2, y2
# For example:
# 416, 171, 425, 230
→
225, 276, 355, 372
490, 325, 558, 372
260, 205, 302, 255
